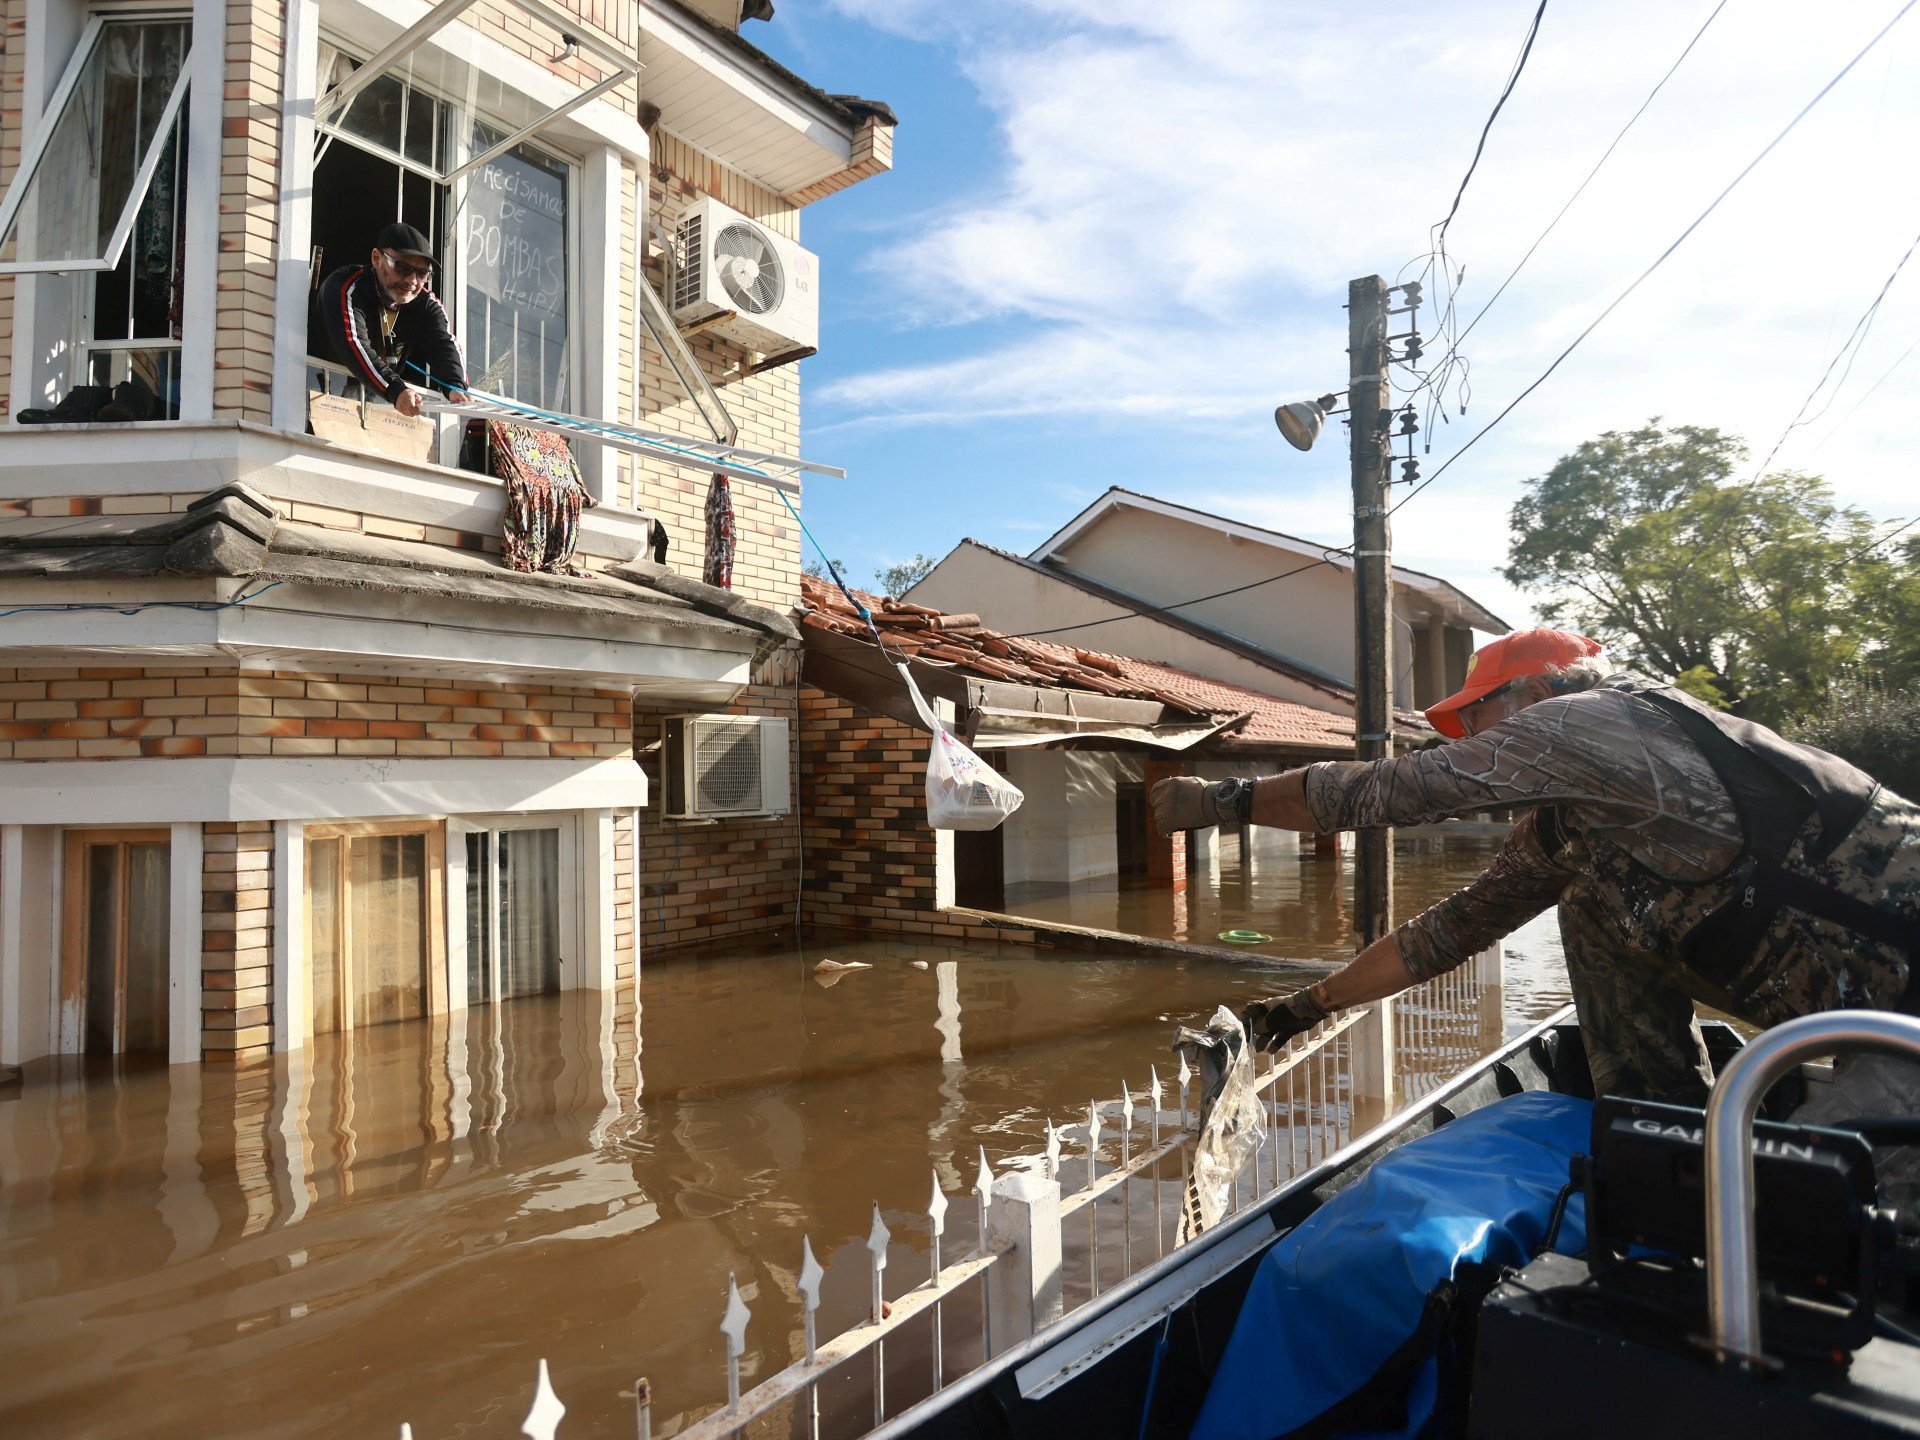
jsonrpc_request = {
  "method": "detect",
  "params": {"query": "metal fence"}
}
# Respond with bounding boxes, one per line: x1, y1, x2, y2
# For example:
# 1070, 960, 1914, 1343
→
394, 945, 1503, 1439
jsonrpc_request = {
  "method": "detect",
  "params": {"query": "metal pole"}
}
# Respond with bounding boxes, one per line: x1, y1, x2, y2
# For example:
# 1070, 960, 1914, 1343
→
1705, 1010, 1920, 1367
1348, 274, 1395, 945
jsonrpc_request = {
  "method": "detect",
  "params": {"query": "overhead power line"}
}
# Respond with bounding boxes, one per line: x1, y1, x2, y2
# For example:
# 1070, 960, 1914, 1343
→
998, 553, 1346, 642
1451, 0, 1728, 354
1749, 220, 1920, 480
1390, 0, 1920, 518
1433, 0, 1550, 251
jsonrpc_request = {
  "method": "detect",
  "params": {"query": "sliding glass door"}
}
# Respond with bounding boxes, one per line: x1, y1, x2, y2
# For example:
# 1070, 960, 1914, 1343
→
463, 822, 568, 1005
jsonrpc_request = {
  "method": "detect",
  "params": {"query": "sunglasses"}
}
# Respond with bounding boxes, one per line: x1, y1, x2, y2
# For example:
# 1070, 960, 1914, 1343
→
381, 249, 433, 280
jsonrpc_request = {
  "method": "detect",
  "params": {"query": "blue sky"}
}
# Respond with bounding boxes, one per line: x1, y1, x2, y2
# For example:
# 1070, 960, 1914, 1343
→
751, 1, 1920, 631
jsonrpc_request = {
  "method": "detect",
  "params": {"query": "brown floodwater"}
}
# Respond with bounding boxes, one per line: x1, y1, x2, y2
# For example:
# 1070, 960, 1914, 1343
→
0, 839, 1570, 1440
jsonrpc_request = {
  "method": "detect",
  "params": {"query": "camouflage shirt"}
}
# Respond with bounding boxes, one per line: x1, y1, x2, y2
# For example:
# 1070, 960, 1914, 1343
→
1302, 677, 1920, 1020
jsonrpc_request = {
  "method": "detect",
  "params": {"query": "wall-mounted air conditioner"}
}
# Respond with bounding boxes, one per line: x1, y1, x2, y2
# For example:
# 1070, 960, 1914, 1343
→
671, 194, 818, 355
662, 714, 792, 819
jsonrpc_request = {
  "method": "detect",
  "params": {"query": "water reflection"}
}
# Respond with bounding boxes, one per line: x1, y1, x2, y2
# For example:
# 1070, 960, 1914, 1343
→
0, 908, 1566, 1438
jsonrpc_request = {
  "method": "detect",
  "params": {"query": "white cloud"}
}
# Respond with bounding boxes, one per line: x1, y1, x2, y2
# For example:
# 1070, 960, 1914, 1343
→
814, 0, 1920, 556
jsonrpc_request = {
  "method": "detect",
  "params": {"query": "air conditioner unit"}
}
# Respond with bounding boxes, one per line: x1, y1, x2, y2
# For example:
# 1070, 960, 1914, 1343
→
662, 714, 792, 819
671, 195, 818, 354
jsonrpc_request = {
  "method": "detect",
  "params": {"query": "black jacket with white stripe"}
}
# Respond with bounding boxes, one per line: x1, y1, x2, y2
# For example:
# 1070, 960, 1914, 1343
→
315, 264, 468, 404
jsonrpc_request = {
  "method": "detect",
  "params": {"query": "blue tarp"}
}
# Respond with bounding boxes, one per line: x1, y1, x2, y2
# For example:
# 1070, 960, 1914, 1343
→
1190, 1091, 1592, 1440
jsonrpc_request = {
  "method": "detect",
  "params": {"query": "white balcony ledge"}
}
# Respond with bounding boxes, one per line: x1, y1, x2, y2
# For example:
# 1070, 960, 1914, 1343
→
0, 419, 656, 567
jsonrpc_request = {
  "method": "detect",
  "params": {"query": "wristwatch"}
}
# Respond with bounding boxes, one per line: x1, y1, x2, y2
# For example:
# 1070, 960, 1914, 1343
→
1215, 777, 1254, 825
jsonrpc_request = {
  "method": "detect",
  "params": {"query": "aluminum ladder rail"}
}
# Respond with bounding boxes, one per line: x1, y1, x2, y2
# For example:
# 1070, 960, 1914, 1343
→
1704, 1008, 1920, 1367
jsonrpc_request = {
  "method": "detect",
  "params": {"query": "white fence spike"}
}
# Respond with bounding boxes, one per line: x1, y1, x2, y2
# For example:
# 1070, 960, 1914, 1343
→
867, 1203, 892, 1274
400, 1427, 413, 1440
1044, 1119, 1061, 1181
799, 1237, 824, 1363
1121, 1084, 1135, 1130
928, 1169, 949, 1238
1087, 1100, 1102, 1185
722, 1274, 750, 1411
520, 1358, 566, 1440
974, 1147, 993, 1206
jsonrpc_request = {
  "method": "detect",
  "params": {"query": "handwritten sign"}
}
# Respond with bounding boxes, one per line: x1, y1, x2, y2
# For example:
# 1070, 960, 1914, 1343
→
464, 149, 565, 321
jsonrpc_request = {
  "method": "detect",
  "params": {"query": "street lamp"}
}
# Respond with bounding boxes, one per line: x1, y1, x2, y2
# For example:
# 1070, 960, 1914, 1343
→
1273, 392, 1342, 452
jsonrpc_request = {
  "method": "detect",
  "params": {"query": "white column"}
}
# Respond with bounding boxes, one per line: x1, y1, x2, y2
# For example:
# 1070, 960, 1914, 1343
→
270, 0, 323, 431
272, 819, 308, 1050
580, 809, 617, 990
579, 146, 624, 504
0, 825, 55, 1066
1351, 998, 1394, 1105
177, 0, 229, 420
985, 1170, 1062, 1354
167, 822, 204, 1066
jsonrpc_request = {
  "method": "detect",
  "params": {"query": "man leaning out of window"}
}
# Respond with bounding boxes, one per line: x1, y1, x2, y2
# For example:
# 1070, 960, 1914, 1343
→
316, 222, 469, 417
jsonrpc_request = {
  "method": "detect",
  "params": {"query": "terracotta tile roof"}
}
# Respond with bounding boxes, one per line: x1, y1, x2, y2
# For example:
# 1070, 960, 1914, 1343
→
801, 575, 1359, 753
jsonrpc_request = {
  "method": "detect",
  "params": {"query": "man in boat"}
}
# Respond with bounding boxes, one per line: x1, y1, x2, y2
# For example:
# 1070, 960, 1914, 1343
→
315, 222, 469, 418
1151, 628, 1920, 1129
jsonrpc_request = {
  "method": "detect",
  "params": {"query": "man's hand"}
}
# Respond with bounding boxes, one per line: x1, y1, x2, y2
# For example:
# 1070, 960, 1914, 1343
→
1241, 985, 1333, 1053
394, 387, 425, 418
1149, 776, 1247, 835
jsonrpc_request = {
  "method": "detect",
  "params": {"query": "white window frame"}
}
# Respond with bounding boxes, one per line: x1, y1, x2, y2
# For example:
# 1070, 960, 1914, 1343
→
310, 33, 587, 428
314, 0, 637, 188
0, 14, 195, 276
446, 811, 579, 1012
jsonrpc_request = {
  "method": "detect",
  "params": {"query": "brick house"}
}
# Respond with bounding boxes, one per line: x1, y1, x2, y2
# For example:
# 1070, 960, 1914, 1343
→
0, 0, 892, 1068
796, 577, 1409, 939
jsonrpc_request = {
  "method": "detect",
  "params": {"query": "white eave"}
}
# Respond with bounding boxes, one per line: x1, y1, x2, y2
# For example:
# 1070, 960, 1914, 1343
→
1030, 488, 1510, 634
638, 0, 861, 195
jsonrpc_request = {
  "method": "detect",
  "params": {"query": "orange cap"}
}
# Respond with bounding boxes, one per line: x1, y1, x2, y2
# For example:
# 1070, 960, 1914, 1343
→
1424, 628, 1604, 739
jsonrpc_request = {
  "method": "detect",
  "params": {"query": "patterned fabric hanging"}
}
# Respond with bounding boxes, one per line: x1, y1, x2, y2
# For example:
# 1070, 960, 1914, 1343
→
484, 421, 594, 575
703, 472, 736, 590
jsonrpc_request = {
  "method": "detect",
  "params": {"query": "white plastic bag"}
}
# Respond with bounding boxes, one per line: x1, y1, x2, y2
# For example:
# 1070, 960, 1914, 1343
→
1172, 1005, 1266, 1242
899, 663, 1024, 831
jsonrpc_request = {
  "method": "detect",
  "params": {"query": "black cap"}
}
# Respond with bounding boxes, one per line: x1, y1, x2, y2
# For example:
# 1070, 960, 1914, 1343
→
375, 221, 435, 263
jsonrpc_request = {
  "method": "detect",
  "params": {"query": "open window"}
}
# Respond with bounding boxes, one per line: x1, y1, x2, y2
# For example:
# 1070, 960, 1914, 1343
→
0, 17, 192, 419
306, 0, 636, 417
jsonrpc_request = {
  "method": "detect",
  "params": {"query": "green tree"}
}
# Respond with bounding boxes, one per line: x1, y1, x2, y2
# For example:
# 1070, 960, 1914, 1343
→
874, 553, 938, 597
1503, 421, 1890, 726
801, 555, 849, 582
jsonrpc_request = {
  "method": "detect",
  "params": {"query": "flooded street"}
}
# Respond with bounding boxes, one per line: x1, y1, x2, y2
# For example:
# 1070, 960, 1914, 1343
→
0, 839, 1569, 1439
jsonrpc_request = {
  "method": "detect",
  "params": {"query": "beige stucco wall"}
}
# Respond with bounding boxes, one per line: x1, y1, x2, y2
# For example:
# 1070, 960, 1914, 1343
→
910, 543, 1355, 713
1047, 507, 1418, 693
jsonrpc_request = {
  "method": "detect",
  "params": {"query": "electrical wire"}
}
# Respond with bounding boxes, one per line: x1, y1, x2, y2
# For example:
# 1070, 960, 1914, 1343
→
993, 552, 1350, 642
1748, 219, 1920, 481
1806, 335, 1920, 456
1844, 512, 1920, 563
0, 580, 284, 621
1433, 0, 1550, 253
1451, 0, 1728, 353
1390, 0, 1920, 518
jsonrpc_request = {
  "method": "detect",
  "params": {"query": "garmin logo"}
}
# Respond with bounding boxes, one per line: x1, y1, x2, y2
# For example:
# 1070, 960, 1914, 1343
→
1628, 1118, 1817, 1162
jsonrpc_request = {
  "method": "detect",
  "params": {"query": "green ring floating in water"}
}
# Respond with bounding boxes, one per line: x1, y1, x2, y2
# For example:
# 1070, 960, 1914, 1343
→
1217, 929, 1272, 945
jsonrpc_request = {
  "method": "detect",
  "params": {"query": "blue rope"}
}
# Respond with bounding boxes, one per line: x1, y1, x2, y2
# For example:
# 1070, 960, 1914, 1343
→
771, 487, 905, 663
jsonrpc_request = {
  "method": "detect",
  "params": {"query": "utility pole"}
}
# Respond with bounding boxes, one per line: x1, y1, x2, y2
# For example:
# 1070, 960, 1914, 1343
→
1347, 274, 1394, 945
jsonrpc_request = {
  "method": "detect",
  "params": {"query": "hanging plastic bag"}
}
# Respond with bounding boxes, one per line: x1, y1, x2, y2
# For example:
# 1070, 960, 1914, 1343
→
897, 663, 1024, 831
1173, 1005, 1266, 1242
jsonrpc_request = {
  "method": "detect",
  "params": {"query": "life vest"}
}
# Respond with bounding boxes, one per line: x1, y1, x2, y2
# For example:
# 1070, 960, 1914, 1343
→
1606, 679, 1917, 1002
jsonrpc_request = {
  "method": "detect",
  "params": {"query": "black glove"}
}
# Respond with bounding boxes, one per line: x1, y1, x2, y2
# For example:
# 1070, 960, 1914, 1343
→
1241, 984, 1333, 1053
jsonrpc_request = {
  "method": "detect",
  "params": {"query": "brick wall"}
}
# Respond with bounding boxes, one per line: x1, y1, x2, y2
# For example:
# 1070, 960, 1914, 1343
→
632, 682, 800, 954
0, 666, 633, 761
213, 0, 285, 424
202, 820, 273, 1063
629, 133, 804, 614
797, 685, 1038, 946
